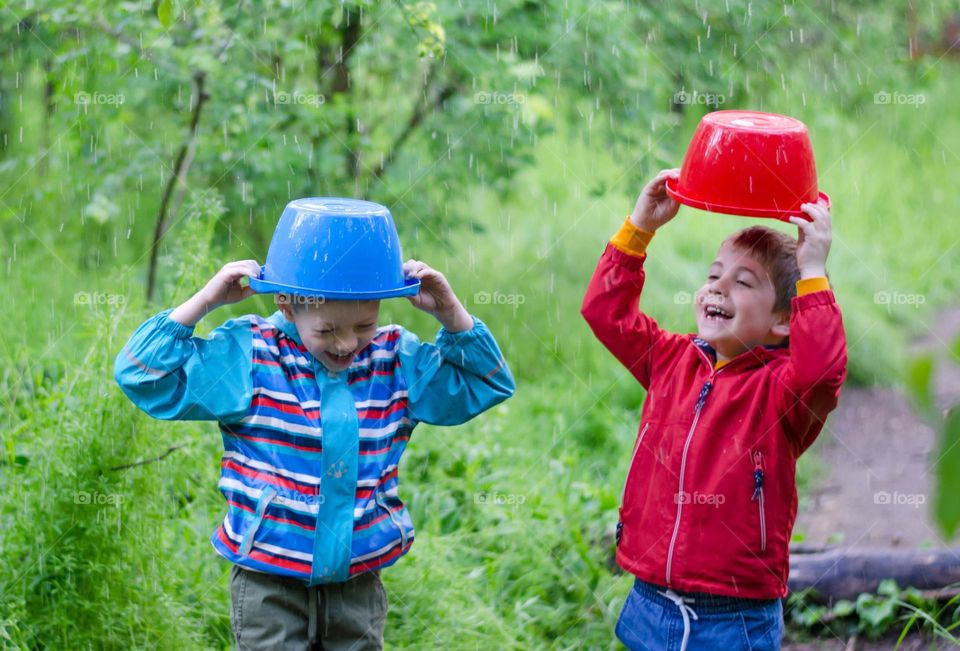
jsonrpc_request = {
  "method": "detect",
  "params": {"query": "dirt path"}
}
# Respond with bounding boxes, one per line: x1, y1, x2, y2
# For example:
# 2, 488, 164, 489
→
791, 385, 946, 550
785, 309, 960, 649
793, 308, 960, 550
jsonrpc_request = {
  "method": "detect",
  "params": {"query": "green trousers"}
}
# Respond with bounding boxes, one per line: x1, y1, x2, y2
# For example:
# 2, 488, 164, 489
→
229, 564, 388, 650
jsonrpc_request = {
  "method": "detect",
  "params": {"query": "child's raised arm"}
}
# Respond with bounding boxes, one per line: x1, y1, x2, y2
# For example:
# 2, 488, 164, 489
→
777, 201, 848, 454
581, 170, 684, 389
114, 261, 261, 421
396, 260, 515, 425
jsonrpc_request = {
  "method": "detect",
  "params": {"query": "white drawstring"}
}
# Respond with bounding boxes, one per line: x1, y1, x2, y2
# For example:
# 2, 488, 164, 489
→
657, 589, 699, 651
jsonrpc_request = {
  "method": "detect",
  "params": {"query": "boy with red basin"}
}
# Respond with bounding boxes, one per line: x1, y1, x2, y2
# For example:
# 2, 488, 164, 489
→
582, 170, 847, 651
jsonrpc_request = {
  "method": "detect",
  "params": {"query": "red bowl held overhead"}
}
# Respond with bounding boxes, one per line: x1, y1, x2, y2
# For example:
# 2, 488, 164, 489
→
665, 110, 830, 221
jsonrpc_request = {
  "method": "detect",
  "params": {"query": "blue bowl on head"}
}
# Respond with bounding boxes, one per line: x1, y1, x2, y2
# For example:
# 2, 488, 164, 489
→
249, 198, 420, 299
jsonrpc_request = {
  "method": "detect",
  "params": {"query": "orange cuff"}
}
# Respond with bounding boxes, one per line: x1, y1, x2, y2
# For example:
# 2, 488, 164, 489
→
796, 277, 830, 296
610, 217, 655, 257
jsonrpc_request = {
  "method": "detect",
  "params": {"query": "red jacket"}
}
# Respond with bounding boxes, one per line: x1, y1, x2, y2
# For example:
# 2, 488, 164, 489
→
581, 243, 847, 599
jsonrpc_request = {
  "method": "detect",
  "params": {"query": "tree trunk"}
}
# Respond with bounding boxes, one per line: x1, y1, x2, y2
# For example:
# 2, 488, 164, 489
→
333, 8, 362, 181
789, 547, 960, 602
39, 57, 54, 176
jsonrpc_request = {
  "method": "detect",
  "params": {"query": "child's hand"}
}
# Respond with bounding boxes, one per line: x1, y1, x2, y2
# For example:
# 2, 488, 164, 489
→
403, 260, 474, 333
169, 260, 260, 327
199, 260, 262, 307
629, 168, 681, 232
788, 200, 832, 278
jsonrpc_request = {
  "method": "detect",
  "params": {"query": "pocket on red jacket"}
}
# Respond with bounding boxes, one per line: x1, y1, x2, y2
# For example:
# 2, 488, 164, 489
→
617, 421, 656, 545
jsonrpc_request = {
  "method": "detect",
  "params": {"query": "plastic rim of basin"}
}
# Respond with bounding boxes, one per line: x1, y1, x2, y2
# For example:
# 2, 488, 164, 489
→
666, 110, 829, 221
249, 197, 421, 300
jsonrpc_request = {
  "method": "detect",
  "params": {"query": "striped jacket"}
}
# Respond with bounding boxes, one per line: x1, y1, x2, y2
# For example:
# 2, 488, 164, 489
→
115, 309, 514, 585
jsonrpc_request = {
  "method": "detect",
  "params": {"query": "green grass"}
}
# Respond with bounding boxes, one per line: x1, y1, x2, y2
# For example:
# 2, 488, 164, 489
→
2, 66, 959, 650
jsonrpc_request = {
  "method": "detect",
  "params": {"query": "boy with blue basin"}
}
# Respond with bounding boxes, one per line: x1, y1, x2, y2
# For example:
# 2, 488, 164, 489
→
115, 198, 515, 650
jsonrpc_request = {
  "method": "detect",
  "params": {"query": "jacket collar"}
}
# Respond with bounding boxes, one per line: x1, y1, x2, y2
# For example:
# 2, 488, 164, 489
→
690, 335, 788, 372
267, 310, 304, 347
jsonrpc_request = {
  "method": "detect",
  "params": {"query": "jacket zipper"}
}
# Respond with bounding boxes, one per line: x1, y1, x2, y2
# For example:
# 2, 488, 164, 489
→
617, 423, 650, 545
375, 487, 408, 551
752, 450, 767, 552
665, 377, 714, 584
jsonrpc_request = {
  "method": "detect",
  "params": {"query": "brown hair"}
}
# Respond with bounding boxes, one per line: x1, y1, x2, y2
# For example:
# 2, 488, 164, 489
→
722, 226, 800, 314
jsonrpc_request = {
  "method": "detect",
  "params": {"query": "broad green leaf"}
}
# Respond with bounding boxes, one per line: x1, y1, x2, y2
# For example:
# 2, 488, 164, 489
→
905, 353, 934, 414
877, 579, 899, 597
934, 408, 960, 538
832, 599, 855, 617
158, 0, 174, 28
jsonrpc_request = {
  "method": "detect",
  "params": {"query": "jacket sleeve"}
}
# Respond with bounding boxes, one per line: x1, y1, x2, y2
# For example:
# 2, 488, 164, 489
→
114, 309, 254, 422
581, 242, 679, 390
775, 290, 848, 454
397, 317, 515, 426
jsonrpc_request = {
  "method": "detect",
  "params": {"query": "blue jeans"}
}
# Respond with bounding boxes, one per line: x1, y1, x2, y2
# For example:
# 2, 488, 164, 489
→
615, 578, 784, 651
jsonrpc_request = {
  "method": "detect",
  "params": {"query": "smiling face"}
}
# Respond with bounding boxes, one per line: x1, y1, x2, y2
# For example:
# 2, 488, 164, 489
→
277, 297, 381, 372
694, 241, 791, 362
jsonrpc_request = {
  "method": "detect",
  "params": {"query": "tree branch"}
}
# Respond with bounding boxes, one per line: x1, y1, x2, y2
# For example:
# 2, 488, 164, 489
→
146, 70, 209, 302
94, 6, 240, 302
107, 443, 188, 472
94, 18, 181, 76
372, 67, 456, 183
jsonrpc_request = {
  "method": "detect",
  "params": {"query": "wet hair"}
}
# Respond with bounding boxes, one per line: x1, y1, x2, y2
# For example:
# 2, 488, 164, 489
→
276, 293, 380, 315
722, 226, 800, 314
276, 293, 333, 313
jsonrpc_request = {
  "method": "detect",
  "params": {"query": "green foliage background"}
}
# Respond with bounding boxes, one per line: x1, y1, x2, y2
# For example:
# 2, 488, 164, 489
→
1, 1, 959, 648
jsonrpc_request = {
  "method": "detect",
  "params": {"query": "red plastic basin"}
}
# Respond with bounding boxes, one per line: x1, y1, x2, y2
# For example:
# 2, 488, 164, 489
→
665, 110, 830, 221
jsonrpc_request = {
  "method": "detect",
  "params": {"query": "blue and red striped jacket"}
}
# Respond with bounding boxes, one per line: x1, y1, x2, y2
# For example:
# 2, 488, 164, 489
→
115, 309, 514, 585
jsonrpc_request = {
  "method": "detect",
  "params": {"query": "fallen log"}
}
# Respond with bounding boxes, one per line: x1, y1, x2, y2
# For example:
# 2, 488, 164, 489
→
788, 547, 960, 601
